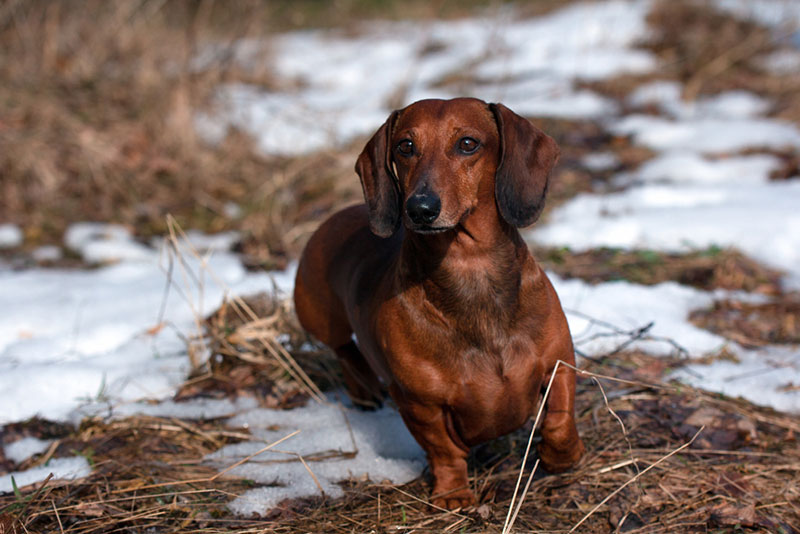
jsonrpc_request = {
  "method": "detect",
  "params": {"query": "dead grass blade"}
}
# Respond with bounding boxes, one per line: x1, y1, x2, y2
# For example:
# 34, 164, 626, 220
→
163, 215, 326, 404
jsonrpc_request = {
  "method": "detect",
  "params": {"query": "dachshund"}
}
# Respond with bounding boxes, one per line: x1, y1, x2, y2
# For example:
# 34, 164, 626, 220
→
294, 97, 585, 508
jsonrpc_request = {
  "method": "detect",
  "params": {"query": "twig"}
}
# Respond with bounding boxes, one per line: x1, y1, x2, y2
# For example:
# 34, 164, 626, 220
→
566, 308, 689, 357
16, 473, 53, 527
504, 458, 539, 533
51, 499, 64, 534
502, 360, 562, 534
164, 215, 326, 404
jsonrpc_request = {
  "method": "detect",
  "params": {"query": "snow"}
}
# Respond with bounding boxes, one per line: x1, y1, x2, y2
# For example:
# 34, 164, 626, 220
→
759, 49, 800, 74
612, 115, 800, 154
195, 1, 655, 156
717, 0, 800, 28
534, 181, 800, 279
0, 224, 23, 249
0, 456, 91, 493
108, 396, 259, 420
673, 345, 800, 414
628, 82, 771, 120
553, 277, 723, 357
616, 152, 780, 186
207, 398, 424, 515
0, 230, 281, 425
583, 151, 619, 172
31, 245, 63, 263
4, 437, 53, 464
65, 223, 155, 263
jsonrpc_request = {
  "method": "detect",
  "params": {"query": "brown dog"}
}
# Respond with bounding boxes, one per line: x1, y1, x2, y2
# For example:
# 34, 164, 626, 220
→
294, 97, 584, 508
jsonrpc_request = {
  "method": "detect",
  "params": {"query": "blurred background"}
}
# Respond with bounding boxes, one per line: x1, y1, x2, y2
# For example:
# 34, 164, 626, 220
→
2, 0, 796, 271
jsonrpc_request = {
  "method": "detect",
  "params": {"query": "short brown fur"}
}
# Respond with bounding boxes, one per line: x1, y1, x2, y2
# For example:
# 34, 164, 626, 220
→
294, 98, 584, 508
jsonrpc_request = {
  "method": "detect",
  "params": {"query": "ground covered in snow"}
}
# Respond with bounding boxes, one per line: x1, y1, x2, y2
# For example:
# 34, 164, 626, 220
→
1, 0, 799, 530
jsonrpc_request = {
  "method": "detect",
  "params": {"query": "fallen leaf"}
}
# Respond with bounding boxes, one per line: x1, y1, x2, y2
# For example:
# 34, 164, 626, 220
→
709, 502, 757, 527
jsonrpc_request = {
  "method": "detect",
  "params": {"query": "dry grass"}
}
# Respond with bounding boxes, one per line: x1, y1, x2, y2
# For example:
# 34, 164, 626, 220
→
535, 246, 785, 295
2, 348, 799, 533
584, 0, 800, 124
691, 296, 800, 348
0, 0, 366, 267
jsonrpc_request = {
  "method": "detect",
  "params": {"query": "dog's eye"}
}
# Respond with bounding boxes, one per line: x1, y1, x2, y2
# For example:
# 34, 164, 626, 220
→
457, 137, 479, 154
396, 139, 414, 156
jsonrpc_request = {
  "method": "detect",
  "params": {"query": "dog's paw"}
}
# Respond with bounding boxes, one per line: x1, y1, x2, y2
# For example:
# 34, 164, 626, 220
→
538, 438, 586, 473
431, 487, 475, 510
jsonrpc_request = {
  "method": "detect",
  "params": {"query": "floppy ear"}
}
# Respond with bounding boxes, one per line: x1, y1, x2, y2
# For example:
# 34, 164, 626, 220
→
489, 103, 560, 227
355, 111, 401, 238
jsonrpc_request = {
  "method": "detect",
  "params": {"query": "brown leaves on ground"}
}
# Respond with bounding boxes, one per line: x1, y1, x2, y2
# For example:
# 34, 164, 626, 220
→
0, 415, 256, 533
536, 246, 784, 294
691, 296, 800, 348
644, 0, 776, 98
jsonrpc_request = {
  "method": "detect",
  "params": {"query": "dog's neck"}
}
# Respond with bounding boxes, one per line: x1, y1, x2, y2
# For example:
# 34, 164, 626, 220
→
399, 204, 529, 343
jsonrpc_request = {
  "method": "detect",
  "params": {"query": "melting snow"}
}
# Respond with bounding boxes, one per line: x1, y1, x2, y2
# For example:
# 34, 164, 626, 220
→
0, 224, 282, 425
0, 224, 23, 249
195, 1, 655, 156
208, 398, 424, 515
0, 457, 91, 494
4, 437, 54, 464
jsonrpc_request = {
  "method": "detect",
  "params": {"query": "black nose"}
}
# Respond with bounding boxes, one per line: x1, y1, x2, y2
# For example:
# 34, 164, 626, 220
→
406, 193, 441, 225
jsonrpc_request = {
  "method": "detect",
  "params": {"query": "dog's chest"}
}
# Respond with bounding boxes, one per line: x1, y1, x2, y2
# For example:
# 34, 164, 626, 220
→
453, 338, 544, 442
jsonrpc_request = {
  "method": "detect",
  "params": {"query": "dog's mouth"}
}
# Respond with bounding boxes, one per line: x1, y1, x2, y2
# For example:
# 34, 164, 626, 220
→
409, 224, 453, 235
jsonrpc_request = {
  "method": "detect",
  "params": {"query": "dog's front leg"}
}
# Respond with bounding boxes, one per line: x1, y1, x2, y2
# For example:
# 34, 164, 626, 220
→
538, 362, 585, 472
394, 396, 474, 509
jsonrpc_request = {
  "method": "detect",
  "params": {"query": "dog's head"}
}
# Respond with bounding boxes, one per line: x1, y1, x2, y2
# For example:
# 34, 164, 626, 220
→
355, 98, 560, 237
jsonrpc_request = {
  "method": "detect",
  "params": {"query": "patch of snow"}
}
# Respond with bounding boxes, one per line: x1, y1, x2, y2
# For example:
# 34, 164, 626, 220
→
0, 224, 23, 249
759, 49, 800, 74
474, 1, 655, 81
151, 230, 242, 254
533, 181, 800, 277
4, 437, 53, 464
108, 396, 259, 420
31, 245, 63, 263
615, 152, 780, 186
469, 77, 620, 120
0, 456, 91, 494
673, 345, 800, 413
208, 398, 424, 515
611, 115, 800, 154
551, 275, 724, 357
583, 151, 619, 171
628, 82, 770, 120
64, 223, 155, 264
223, 202, 243, 219
699, 91, 771, 119
716, 0, 800, 29
195, 1, 655, 156
0, 236, 285, 424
